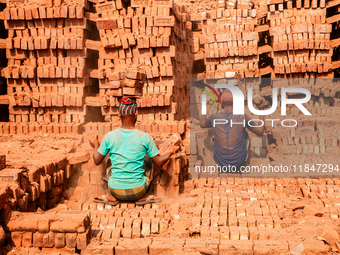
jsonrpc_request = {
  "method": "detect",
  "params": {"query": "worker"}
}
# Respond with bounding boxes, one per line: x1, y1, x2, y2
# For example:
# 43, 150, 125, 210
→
199, 88, 267, 173
89, 97, 178, 205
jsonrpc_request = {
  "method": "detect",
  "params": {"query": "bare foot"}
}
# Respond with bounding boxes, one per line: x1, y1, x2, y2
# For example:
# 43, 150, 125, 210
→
94, 194, 117, 202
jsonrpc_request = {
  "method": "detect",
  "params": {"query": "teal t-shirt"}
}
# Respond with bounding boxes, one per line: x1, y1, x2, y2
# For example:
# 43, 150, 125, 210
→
97, 128, 160, 190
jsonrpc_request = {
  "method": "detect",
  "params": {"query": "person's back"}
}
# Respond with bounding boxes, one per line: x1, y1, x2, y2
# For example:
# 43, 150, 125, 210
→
98, 128, 159, 190
206, 110, 250, 167
199, 88, 266, 170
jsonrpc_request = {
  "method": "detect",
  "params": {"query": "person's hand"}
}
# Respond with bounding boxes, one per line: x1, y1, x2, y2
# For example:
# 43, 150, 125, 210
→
253, 94, 268, 110
89, 131, 99, 148
172, 145, 180, 155
256, 100, 269, 110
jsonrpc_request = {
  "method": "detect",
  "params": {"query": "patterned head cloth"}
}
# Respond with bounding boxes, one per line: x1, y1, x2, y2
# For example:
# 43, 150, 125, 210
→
118, 97, 137, 115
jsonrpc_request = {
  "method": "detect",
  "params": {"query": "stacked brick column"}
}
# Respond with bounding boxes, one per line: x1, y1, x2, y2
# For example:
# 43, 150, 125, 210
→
268, 0, 332, 78
201, 0, 259, 79
94, 0, 188, 133
0, 1, 7, 108
172, 3, 191, 122
3, 0, 93, 134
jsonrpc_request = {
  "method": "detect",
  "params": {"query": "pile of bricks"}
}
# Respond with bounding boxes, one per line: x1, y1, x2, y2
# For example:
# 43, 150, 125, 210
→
200, 0, 259, 79
36, 177, 338, 253
0, 0, 6, 111
81, 238, 328, 254
2, 0, 95, 132
268, 0, 332, 78
173, 0, 260, 79
271, 117, 340, 164
6, 211, 91, 252
173, 0, 216, 79
90, 206, 171, 239
4, 174, 340, 254
0, 121, 82, 135
95, 0, 189, 128
255, 79, 340, 166
0, 147, 90, 212
0, 185, 10, 254
82, 118, 187, 137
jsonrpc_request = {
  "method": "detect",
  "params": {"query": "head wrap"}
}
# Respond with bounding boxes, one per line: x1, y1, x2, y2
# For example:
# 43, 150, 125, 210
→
118, 97, 137, 115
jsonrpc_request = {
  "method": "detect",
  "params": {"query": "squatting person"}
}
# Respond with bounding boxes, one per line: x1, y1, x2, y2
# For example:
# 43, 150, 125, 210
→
89, 97, 178, 205
199, 88, 267, 173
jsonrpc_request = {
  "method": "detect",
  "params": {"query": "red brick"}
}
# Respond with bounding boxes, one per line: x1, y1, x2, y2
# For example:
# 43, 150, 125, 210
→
0, 155, 5, 170
67, 152, 90, 165
153, 16, 174, 27
43, 232, 55, 248
33, 232, 43, 247
304, 205, 323, 217
220, 240, 253, 254
55, 233, 65, 248
21, 232, 32, 247
11, 232, 22, 247
116, 238, 151, 255
289, 241, 329, 254
149, 238, 184, 255
112, 227, 121, 239
76, 227, 90, 249
320, 229, 339, 246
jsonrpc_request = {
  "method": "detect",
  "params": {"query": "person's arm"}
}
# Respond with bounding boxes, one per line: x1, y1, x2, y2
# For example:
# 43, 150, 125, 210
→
200, 115, 211, 128
152, 145, 179, 168
145, 133, 179, 169
89, 133, 106, 165
247, 101, 267, 136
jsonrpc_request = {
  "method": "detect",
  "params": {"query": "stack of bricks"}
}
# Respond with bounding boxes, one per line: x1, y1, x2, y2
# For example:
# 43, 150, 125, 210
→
82, 120, 187, 139
0, 149, 89, 212
88, 205, 171, 240
0, 184, 10, 255
171, 3, 191, 121
201, 0, 259, 79
6, 211, 91, 252
0, 0, 6, 107
82, 239, 328, 254
95, 0, 189, 132
268, 0, 332, 78
2, 0, 94, 135
270, 117, 340, 167
173, 0, 220, 79
6, 177, 338, 254
259, 79, 340, 168
153, 133, 188, 197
